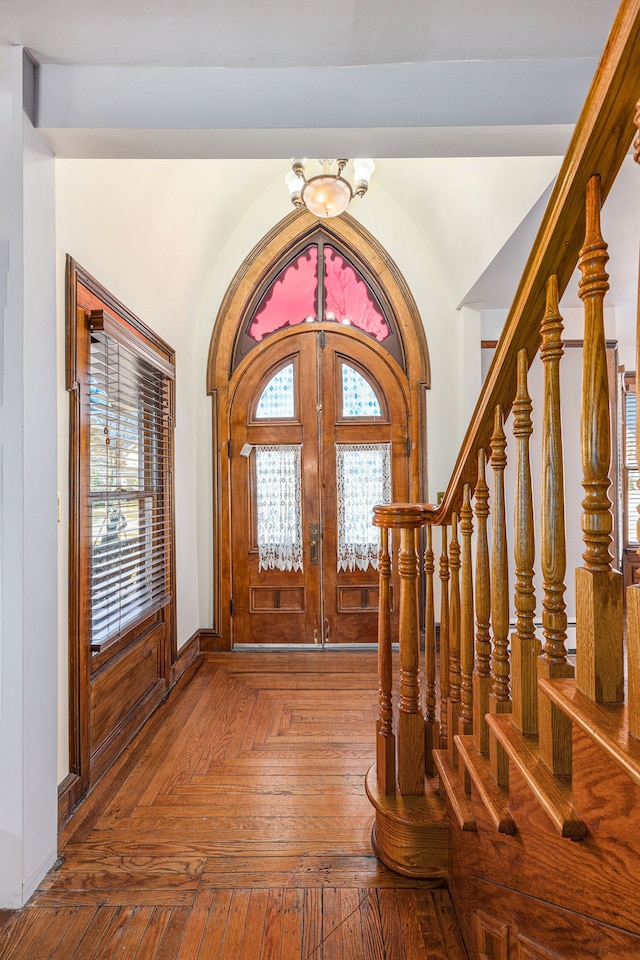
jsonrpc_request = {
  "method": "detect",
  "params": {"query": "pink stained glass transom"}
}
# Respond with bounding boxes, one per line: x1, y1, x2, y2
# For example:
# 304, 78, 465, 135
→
249, 247, 318, 342
324, 246, 389, 341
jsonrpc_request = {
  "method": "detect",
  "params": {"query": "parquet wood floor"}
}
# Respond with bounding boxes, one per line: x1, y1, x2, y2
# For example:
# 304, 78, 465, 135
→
0, 651, 468, 959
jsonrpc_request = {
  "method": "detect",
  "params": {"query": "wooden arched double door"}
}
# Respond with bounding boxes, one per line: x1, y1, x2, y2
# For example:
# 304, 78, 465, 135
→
230, 326, 410, 645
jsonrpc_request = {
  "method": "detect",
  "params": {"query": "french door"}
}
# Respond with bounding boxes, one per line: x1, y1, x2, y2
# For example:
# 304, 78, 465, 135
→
230, 327, 409, 645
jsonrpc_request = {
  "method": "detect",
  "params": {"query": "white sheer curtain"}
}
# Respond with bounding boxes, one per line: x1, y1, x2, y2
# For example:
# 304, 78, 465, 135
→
255, 444, 303, 572
336, 443, 391, 572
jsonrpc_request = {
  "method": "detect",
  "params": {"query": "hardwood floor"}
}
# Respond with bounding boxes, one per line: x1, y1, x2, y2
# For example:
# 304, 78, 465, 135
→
0, 651, 468, 959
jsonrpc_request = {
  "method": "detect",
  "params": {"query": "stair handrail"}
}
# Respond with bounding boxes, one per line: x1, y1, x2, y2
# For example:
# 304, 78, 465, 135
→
430, 0, 640, 526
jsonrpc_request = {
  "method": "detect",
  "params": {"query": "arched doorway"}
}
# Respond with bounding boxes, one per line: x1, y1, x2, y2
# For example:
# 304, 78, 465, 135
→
230, 326, 409, 644
207, 209, 430, 649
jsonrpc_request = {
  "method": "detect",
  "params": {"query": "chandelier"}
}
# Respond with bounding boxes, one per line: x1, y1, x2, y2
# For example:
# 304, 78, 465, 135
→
285, 158, 375, 219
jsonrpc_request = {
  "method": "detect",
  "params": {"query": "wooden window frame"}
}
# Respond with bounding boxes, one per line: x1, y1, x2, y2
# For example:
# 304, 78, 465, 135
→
63, 257, 176, 818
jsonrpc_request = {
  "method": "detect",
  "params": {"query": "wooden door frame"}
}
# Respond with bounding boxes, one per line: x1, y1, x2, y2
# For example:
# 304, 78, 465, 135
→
206, 209, 431, 649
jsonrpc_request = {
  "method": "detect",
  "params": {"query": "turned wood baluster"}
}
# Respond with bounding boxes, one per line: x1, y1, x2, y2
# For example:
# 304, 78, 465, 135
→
489, 404, 511, 787
628, 103, 640, 738
459, 485, 474, 740
376, 525, 396, 794
576, 174, 624, 703
448, 513, 462, 765
459, 485, 474, 790
511, 348, 540, 736
473, 449, 492, 757
439, 525, 450, 750
537, 275, 574, 774
398, 510, 425, 794
424, 523, 439, 777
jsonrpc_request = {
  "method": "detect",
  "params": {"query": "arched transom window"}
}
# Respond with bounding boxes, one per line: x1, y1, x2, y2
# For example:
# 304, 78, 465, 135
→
233, 233, 404, 369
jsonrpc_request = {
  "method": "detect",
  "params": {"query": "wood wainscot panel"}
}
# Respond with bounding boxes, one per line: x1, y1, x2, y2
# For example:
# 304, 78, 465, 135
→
89, 619, 167, 783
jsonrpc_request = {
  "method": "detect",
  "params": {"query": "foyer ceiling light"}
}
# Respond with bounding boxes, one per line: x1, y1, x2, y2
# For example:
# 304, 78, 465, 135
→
285, 158, 375, 219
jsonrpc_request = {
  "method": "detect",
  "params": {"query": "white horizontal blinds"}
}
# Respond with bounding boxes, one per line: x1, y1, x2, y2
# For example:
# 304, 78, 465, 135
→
89, 328, 173, 646
626, 389, 640, 544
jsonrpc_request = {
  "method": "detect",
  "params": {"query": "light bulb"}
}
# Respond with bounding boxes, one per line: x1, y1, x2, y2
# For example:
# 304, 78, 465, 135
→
353, 158, 375, 196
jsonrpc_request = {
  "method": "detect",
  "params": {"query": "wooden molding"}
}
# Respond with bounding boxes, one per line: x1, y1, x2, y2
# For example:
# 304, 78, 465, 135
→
207, 214, 431, 650
65, 258, 177, 820
171, 630, 202, 684
199, 628, 232, 652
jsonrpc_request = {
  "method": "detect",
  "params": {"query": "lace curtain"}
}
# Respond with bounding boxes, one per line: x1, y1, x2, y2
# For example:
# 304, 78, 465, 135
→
336, 443, 391, 572
255, 444, 303, 572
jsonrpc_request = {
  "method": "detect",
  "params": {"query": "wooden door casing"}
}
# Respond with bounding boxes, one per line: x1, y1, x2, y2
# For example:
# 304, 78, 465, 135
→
229, 325, 410, 645
207, 209, 430, 650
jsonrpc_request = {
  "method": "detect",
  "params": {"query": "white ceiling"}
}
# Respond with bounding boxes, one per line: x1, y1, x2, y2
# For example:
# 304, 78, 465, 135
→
1, 0, 620, 69
3, 0, 636, 324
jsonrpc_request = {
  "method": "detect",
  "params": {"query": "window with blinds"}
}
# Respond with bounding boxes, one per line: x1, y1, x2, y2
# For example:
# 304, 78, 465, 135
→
625, 386, 640, 546
88, 320, 174, 649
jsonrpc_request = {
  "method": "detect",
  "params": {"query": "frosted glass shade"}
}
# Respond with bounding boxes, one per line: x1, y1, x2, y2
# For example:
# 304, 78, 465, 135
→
302, 175, 352, 218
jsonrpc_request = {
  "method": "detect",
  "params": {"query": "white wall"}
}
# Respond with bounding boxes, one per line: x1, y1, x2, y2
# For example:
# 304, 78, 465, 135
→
0, 46, 58, 909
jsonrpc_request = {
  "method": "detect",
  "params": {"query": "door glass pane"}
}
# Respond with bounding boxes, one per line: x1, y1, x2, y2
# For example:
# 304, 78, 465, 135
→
255, 445, 303, 572
249, 246, 318, 341
255, 363, 295, 418
342, 363, 382, 417
336, 443, 391, 572
324, 245, 389, 341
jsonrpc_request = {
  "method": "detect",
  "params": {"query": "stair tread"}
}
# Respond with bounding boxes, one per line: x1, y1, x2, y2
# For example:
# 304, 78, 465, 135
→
485, 714, 586, 840
433, 750, 477, 832
454, 735, 516, 834
539, 677, 640, 787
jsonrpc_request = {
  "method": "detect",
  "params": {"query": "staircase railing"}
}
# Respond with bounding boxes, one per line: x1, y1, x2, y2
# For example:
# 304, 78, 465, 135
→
366, 0, 640, 933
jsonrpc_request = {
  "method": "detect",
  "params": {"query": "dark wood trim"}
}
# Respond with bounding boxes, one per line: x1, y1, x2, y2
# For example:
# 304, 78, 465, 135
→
210, 388, 222, 639
206, 212, 431, 648
89, 679, 167, 789
67, 258, 176, 369
65, 257, 177, 821
89, 309, 176, 379
481, 340, 498, 349
58, 629, 203, 832
199, 628, 232, 652
171, 629, 204, 683
57, 772, 83, 833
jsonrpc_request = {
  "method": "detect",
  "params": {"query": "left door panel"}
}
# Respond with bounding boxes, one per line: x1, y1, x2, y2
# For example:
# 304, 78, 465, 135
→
230, 334, 321, 643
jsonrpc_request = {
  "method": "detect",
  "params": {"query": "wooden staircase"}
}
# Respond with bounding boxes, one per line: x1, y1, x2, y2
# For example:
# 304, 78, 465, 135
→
366, 2, 640, 957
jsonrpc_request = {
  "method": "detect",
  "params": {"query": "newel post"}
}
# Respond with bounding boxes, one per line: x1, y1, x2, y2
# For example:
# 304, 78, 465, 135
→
374, 504, 425, 795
